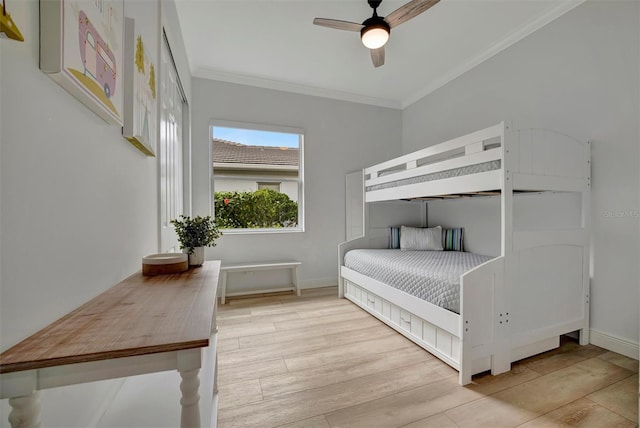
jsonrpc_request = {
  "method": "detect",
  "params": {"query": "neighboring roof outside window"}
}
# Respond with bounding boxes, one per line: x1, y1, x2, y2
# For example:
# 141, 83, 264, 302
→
213, 139, 299, 167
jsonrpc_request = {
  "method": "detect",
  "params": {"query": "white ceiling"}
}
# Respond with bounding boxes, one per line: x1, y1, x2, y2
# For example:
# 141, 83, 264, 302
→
175, 0, 584, 109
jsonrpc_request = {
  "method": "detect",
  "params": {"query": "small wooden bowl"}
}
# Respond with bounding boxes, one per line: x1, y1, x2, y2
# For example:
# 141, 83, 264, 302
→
142, 253, 188, 276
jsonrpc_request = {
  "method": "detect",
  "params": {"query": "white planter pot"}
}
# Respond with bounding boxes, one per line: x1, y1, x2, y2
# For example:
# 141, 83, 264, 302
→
184, 247, 205, 266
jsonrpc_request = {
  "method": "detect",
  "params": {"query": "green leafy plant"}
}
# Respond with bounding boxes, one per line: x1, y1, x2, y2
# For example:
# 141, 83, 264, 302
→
170, 215, 221, 254
214, 189, 298, 229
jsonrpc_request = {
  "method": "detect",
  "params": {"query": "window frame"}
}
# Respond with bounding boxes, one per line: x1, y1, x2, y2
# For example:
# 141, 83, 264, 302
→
210, 120, 305, 234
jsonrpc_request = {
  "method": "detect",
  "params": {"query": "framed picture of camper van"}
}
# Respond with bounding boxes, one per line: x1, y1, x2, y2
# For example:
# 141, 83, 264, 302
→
40, 0, 124, 126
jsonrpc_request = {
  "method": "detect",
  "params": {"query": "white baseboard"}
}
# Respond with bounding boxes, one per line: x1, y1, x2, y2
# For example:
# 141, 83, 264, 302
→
299, 277, 338, 289
590, 329, 639, 360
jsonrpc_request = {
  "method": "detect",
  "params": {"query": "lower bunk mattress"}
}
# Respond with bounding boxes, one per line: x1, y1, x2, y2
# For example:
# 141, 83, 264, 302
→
344, 249, 493, 314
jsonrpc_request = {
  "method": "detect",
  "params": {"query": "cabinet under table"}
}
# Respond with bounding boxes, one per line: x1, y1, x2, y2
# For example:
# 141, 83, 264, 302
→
0, 261, 221, 428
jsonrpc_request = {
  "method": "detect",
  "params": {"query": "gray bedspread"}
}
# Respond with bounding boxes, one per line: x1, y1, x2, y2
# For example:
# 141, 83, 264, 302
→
344, 249, 493, 314
366, 160, 501, 192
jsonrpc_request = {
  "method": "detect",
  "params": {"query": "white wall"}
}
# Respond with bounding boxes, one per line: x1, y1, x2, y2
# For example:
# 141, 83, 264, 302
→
0, 1, 191, 426
403, 1, 639, 354
192, 79, 402, 286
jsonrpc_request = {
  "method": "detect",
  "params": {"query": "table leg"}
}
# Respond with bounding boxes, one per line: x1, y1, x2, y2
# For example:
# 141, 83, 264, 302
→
179, 368, 201, 428
8, 391, 41, 428
220, 271, 227, 305
294, 266, 301, 296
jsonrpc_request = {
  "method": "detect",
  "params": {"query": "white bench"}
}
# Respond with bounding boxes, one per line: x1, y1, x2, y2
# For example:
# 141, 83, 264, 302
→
220, 261, 301, 304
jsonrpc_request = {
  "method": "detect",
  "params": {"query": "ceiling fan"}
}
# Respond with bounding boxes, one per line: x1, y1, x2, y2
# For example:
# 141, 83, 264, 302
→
313, 0, 440, 68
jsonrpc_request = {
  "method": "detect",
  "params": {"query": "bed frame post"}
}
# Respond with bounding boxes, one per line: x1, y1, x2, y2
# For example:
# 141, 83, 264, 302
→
492, 121, 512, 375
459, 256, 505, 385
340, 170, 368, 298
579, 140, 591, 345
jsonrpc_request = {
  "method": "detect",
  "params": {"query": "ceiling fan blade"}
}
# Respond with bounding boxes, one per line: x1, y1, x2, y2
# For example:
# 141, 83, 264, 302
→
385, 0, 440, 28
313, 18, 364, 32
370, 46, 385, 68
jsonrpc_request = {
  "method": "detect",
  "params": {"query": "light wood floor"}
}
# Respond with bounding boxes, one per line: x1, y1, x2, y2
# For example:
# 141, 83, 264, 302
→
216, 287, 638, 428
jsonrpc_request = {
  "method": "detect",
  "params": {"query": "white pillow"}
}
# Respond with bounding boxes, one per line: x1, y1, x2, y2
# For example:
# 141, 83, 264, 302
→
400, 225, 444, 251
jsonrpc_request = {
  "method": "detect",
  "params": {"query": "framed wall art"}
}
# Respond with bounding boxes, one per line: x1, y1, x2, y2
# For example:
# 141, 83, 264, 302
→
122, 0, 159, 156
40, 0, 124, 125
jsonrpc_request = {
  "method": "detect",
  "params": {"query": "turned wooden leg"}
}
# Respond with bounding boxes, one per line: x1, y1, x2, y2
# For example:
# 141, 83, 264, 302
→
8, 391, 41, 428
179, 369, 201, 428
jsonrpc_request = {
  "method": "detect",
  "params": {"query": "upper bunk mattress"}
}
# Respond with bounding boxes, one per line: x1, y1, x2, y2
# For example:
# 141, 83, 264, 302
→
344, 249, 493, 314
366, 160, 501, 192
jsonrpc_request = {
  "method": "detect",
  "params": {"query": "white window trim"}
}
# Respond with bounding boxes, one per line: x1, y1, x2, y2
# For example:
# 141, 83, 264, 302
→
210, 120, 305, 234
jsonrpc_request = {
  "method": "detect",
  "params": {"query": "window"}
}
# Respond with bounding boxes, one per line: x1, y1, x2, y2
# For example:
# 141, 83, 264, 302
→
257, 182, 281, 192
159, 35, 186, 252
86, 32, 95, 48
211, 122, 304, 233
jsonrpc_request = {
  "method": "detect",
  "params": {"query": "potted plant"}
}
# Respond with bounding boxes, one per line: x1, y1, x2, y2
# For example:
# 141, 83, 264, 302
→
170, 215, 221, 266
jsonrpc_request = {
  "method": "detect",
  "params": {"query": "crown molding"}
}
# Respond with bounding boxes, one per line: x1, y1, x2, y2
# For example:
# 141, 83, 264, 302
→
192, 1, 586, 112
193, 68, 402, 110
401, 0, 587, 109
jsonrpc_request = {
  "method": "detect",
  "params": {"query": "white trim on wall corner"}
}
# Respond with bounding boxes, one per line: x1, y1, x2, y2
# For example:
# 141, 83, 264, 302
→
590, 329, 639, 360
193, 69, 402, 110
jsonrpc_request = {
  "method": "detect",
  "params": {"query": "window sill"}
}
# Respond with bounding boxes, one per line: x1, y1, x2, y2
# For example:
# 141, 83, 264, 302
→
219, 227, 304, 235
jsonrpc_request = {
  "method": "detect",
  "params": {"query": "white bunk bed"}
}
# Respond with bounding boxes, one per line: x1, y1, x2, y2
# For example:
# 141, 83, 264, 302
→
338, 122, 590, 385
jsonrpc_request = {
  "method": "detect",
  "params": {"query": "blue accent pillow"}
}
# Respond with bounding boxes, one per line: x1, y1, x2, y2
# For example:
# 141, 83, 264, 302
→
389, 226, 401, 249
442, 227, 464, 251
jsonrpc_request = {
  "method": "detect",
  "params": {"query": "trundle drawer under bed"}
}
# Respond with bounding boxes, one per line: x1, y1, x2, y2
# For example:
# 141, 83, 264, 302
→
344, 279, 462, 369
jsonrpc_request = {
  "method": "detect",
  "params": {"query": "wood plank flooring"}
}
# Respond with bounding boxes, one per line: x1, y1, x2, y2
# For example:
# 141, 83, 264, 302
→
216, 287, 638, 428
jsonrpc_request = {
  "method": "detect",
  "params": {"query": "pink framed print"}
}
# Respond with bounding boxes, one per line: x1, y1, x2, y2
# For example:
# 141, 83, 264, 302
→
40, 0, 124, 125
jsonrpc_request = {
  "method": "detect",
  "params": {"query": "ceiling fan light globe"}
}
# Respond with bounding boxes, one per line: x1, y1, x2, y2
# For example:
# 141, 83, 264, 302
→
361, 26, 389, 49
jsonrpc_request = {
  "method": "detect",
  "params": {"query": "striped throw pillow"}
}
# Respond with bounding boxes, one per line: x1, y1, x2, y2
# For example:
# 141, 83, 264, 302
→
442, 228, 464, 251
389, 226, 401, 249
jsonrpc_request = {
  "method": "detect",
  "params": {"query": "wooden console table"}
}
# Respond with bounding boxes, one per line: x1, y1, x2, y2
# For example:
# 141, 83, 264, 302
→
0, 261, 220, 428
